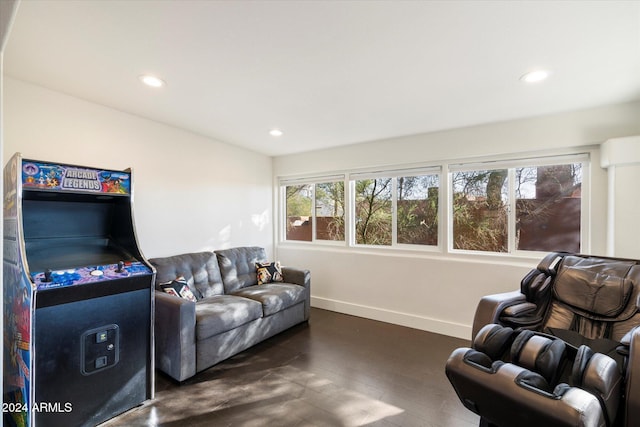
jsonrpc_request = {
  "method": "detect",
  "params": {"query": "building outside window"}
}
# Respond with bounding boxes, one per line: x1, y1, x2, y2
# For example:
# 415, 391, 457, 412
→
515, 164, 582, 252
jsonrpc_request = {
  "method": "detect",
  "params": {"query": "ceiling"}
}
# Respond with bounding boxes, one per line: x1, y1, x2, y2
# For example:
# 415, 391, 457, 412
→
4, 1, 640, 157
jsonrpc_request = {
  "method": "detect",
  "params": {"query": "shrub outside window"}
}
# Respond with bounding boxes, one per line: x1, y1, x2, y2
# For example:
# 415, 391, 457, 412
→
452, 169, 509, 252
397, 175, 439, 245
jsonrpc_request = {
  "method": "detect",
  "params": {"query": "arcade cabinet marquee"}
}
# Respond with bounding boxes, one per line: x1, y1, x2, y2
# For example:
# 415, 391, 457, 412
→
3, 153, 155, 427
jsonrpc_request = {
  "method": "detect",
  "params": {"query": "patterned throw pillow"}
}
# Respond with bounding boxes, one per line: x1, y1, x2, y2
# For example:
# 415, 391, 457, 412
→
256, 261, 284, 285
159, 276, 198, 302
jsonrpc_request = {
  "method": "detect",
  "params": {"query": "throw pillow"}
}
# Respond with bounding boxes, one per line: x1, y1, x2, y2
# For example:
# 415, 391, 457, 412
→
160, 276, 198, 302
256, 261, 283, 285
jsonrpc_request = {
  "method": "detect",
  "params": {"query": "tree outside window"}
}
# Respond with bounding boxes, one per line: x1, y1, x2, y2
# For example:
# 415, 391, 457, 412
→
355, 178, 392, 245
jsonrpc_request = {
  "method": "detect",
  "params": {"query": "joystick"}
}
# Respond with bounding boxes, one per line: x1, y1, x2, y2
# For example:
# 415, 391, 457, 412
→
44, 269, 53, 283
116, 261, 125, 273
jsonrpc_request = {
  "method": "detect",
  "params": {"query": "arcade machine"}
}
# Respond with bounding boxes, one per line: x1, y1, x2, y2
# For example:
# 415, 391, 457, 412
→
3, 153, 155, 427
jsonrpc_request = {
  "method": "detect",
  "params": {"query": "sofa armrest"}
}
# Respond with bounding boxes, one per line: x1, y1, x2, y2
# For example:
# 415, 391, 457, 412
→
472, 291, 526, 340
282, 266, 310, 288
155, 291, 197, 382
282, 267, 311, 320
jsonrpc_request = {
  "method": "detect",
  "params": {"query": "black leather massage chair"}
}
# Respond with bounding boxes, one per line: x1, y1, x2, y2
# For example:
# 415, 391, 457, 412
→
445, 253, 640, 427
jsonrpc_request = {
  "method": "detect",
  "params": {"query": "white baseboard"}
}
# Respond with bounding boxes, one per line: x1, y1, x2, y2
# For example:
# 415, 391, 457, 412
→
310, 296, 472, 341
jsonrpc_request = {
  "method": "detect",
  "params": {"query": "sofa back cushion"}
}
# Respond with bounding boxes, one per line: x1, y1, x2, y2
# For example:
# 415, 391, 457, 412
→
149, 251, 224, 299
215, 246, 267, 293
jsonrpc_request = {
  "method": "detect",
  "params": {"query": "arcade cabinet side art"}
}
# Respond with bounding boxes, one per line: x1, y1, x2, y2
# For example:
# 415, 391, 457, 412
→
4, 153, 31, 427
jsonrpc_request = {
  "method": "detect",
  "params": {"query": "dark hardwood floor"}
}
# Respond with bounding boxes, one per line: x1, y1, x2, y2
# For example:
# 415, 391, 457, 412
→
102, 308, 479, 427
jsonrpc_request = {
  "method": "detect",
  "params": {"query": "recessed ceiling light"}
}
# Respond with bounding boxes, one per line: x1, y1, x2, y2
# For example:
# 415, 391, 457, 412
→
269, 129, 284, 137
520, 70, 550, 83
139, 74, 166, 88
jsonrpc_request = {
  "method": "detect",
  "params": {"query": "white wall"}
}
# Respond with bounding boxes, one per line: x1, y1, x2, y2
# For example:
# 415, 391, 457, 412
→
3, 77, 274, 259
274, 101, 640, 339
601, 136, 640, 259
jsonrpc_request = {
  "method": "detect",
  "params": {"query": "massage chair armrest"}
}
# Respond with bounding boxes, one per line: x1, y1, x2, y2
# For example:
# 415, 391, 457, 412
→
472, 291, 526, 340
624, 326, 640, 427
154, 291, 197, 382
619, 326, 639, 350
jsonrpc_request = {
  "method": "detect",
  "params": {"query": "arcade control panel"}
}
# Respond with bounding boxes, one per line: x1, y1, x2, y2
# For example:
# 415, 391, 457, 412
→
32, 261, 152, 289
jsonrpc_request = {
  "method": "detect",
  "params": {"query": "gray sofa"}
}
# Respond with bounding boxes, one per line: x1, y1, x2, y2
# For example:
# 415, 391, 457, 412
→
149, 246, 310, 382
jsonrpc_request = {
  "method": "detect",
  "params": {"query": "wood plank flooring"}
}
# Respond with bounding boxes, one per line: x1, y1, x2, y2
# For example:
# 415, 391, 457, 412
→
102, 308, 479, 427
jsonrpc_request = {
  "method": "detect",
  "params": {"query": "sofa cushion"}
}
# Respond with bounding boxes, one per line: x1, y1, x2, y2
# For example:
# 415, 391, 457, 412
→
195, 295, 263, 340
231, 283, 306, 316
150, 252, 224, 299
216, 247, 267, 293
256, 261, 284, 285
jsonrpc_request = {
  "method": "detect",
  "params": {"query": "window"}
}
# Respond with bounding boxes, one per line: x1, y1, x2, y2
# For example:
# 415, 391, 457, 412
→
352, 169, 440, 247
280, 153, 587, 256
450, 157, 586, 254
283, 178, 345, 242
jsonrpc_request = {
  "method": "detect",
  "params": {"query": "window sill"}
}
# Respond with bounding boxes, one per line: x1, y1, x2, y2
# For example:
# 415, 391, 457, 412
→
277, 240, 544, 267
